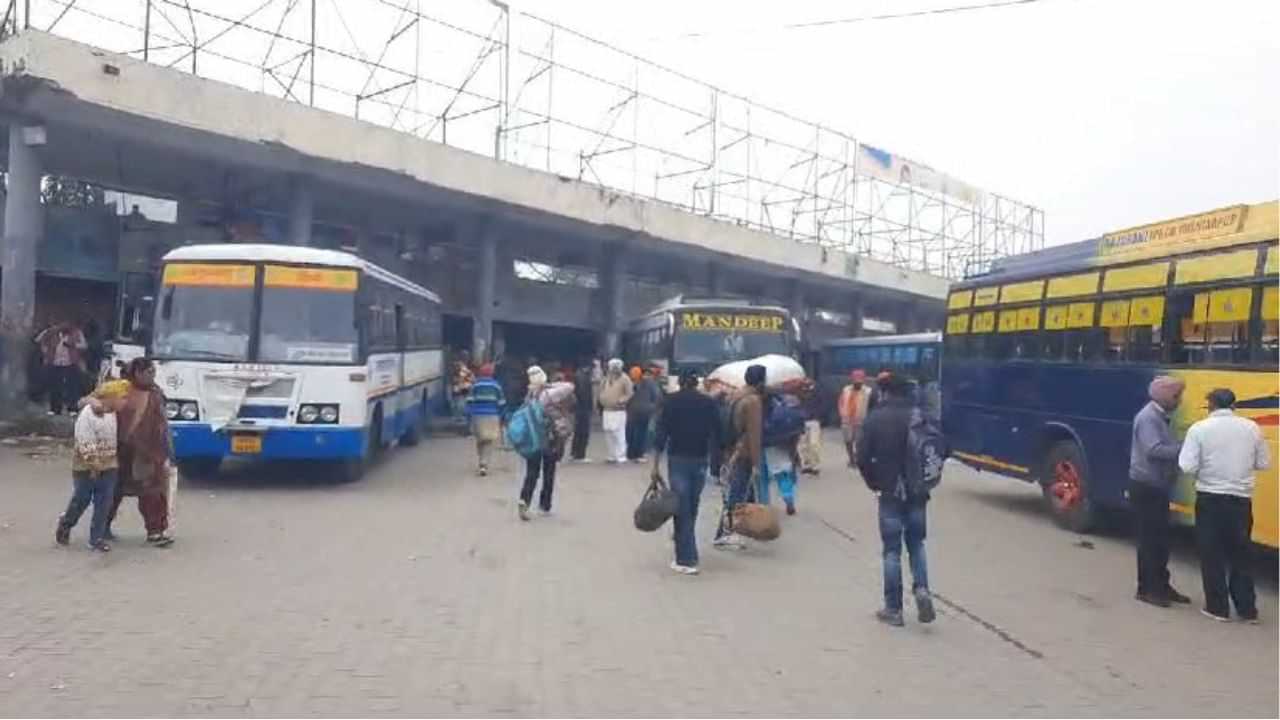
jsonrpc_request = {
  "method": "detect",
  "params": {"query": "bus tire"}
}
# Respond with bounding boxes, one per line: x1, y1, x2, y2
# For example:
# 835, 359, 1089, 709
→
336, 458, 366, 483
400, 399, 424, 447
1041, 440, 1096, 534
177, 458, 220, 479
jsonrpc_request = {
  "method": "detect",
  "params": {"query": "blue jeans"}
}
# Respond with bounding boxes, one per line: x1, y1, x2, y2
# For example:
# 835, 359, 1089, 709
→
755, 454, 796, 505
716, 461, 753, 539
667, 456, 707, 567
60, 470, 118, 546
878, 495, 929, 611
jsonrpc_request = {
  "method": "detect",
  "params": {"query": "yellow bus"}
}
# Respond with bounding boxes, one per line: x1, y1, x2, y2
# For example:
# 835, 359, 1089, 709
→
942, 200, 1278, 547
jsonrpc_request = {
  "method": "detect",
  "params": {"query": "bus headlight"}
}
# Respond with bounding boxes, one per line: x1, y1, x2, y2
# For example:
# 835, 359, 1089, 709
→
319, 405, 339, 423
298, 405, 320, 423
165, 401, 180, 419
179, 402, 199, 421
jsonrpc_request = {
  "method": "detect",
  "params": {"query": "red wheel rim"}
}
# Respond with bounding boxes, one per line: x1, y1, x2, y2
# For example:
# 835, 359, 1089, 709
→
1050, 459, 1082, 512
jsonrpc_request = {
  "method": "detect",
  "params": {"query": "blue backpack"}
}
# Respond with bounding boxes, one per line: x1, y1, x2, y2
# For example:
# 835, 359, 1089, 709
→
762, 394, 806, 447
505, 400, 546, 459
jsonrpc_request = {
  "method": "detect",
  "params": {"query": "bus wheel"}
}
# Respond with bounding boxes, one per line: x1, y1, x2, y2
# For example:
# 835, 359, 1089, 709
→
177, 458, 220, 479
1041, 440, 1095, 533
400, 393, 427, 447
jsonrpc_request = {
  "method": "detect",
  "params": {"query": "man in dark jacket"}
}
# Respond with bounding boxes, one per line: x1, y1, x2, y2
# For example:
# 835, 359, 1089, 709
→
570, 359, 595, 462
1129, 375, 1189, 608
857, 375, 935, 627
652, 368, 721, 574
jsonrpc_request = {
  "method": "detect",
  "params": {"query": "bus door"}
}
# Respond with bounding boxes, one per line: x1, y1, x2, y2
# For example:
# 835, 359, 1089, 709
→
103, 271, 157, 379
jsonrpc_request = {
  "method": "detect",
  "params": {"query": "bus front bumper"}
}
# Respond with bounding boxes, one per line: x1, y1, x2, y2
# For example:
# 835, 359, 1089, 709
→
171, 424, 364, 461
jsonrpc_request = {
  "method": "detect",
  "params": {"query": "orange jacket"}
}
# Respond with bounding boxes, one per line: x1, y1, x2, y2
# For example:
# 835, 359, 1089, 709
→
838, 384, 871, 426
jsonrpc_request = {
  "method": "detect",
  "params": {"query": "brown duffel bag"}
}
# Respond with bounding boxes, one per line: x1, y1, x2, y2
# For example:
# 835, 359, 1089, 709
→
730, 474, 781, 541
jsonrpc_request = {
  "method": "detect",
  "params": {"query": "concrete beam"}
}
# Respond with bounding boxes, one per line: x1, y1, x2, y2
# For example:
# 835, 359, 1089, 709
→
0, 31, 948, 302
0, 124, 44, 417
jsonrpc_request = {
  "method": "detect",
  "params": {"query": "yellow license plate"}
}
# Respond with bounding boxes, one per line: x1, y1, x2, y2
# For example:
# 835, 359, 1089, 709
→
230, 434, 262, 454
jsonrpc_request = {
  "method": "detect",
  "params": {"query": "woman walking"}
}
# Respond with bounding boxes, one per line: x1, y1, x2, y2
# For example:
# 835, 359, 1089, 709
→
518, 366, 576, 520
103, 358, 175, 546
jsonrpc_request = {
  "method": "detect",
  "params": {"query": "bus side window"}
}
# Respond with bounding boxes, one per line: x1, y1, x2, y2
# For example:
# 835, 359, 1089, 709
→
1261, 284, 1279, 366
1171, 289, 1252, 366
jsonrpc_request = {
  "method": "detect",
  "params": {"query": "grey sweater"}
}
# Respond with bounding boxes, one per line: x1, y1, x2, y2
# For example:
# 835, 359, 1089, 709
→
1129, 401, 1182, 492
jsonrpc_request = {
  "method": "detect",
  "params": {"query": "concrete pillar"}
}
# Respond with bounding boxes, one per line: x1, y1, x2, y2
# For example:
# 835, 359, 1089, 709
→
899, 302, 918, 334
474, 229, 498, 361
286, 175, 314, 246
600, 245, 627, 358
1, 125, 45, 418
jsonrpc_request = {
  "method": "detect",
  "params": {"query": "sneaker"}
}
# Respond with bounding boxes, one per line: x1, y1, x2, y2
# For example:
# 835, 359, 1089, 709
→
55, 520, 70, 546
1135, 591, 1171, 608
517, 500, 530, 522
577, 458, 593, 464
1237, 611, 1260, 625
713, 533, 745, 550
146, 534, 175, 547
46, 410, 56, 417
875, 608, 905, 627
1201, 608, 1231, 622
669, 561, 699, 576
1164, 587, 1192, 605
785, 500, 796, 516
538, 508, 553, 518
915, 590, 936, 624
88, 541, 111, 553
477, 466, 488, 477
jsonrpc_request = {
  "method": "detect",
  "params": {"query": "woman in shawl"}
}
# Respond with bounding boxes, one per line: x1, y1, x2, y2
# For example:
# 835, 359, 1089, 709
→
102, 358, 175, 546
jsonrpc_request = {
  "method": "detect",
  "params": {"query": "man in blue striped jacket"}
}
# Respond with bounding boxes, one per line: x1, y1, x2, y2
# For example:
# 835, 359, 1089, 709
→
466, 364, 506, 477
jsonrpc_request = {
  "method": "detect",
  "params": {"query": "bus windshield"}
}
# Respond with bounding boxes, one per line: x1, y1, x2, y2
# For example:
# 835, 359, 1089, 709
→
674, 310, 789, 364
258, 266, 359, 364
152, 264, 254, 361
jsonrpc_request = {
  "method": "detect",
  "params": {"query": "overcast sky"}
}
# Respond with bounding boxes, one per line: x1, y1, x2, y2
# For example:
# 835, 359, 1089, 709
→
521, 0, 1279, 246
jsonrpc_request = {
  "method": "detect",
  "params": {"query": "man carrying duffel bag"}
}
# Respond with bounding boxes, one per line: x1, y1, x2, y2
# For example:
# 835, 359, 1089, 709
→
649, 368, 721, 575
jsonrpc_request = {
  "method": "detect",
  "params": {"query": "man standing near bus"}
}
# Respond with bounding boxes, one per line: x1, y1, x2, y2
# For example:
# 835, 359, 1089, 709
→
1129, 375, 1190, 609
1178, 388, 1270, 623
838, 370, 872, 468
570, 358, 595, 462
598, 359, 633, 464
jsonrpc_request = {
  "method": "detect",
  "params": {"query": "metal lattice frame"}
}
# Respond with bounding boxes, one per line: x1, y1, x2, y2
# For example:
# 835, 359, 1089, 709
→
6, 0, 1044, 279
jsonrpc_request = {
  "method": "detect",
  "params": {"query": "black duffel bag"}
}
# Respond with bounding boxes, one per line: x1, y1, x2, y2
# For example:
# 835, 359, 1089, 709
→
634, 473, 679, 532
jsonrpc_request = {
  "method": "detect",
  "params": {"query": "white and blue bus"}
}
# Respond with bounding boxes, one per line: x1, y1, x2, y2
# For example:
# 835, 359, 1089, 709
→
149, 244, 443, 480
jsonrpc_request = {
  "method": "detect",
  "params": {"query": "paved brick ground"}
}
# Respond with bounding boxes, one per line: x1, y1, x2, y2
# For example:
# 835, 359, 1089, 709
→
1, 430, 1275, 717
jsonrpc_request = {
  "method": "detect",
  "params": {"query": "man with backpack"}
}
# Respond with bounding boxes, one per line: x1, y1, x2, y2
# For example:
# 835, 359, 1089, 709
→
857, 375, 942, 627
713, 364, 767, 550
759, 392, 806, 516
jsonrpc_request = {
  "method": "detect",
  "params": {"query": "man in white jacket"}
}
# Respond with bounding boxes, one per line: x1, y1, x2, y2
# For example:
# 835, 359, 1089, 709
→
1178, 388, 1270, 623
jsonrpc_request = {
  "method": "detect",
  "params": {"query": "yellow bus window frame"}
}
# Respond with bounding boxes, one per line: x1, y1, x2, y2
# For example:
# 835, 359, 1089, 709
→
1067, 302, 1095, 328
1103, 262, 1169, 293
971, 311, 996, 333
947, 314, 971, 334
1000, 280, 1044, 305
1017, 307, 1040, 331
973, 287, 999, 307
1263, 286, 1279, 321
998, 310, 1020, 333
948, 291, 973, 310
1266, 246, 1279, 275
1046, 272, 1099, 299
1174, 248, 1258, 285
1130, 295, 1165, 327
1100, 299, 1130, 328
1207, 287, 1253, 322
1045, 305, 1069, 330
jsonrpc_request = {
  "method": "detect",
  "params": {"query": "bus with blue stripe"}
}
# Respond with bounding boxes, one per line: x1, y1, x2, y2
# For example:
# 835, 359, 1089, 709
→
150, 244, 443, 480
942, 201, 1278, 547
